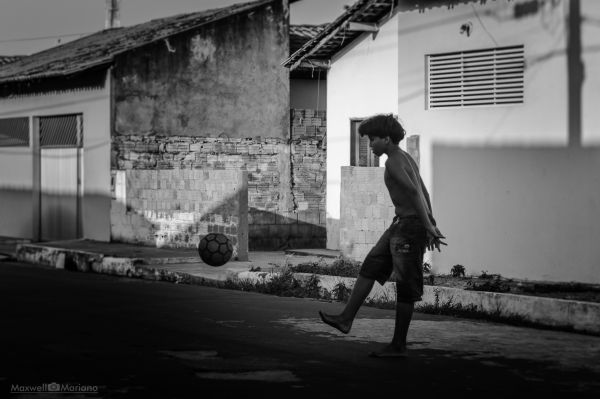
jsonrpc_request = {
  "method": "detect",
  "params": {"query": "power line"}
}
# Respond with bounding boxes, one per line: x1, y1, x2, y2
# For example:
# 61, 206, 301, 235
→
0, 32, 92, 44
471, 4, 499, 46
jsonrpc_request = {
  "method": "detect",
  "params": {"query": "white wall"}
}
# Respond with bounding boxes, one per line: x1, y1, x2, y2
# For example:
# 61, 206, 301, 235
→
0, 144, 33, 238
328, 0, 600, 283
0, 75, 111, 241
581, 0, 600, 146
433, 145, 600, 283
396, 0, 572, 185
326, 15, 399, 248
391, 0, 600, 283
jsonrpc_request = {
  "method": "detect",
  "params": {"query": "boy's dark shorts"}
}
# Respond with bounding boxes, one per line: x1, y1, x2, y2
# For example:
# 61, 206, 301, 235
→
359, 216, 427, 302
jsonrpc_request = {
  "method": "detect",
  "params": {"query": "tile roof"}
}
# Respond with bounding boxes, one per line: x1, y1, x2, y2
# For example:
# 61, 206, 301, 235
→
0, 56, 25, 66
0, 0, 274, 84
283, 0, 492, 70
290, 24, 327, 54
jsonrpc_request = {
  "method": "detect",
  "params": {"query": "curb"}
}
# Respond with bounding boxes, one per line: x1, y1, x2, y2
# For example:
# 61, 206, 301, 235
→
231, 271, 600, 335
14, 244, 600, 336
15, 244, 232, 285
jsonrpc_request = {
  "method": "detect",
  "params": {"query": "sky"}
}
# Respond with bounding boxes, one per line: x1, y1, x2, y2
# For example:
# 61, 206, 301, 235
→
0, 0, 354, 55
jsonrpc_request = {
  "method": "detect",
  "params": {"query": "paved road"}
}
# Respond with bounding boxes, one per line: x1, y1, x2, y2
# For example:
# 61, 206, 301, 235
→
1, 260, 599, 398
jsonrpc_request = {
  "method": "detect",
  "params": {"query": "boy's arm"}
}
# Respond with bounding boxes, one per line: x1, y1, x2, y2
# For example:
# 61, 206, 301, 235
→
419, 175, 437, 226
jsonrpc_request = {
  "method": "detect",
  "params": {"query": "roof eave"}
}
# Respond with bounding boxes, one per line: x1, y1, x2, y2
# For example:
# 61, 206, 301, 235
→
0, 0, 277, 85
282, 0, 379, 70
283, 0, 496, 70
0, 59, 113, 84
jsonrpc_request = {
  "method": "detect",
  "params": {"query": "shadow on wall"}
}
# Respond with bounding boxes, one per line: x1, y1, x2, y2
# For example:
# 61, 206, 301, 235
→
0, 187, 110, 243
0, 187, 35, 239
432, 145, 600, 283
111, 190, 249, 261
248, 207, 326, 251
0, 190, 327, 259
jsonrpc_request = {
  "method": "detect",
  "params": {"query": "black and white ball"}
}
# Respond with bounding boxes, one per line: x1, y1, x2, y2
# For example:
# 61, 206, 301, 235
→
198, 233, 233, 266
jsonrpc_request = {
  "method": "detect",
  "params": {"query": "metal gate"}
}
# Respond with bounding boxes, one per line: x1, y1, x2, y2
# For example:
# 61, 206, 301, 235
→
39, 115, 83, 241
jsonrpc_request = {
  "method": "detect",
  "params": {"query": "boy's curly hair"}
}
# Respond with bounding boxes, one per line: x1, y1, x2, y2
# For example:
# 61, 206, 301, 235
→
358, 114, 405, 144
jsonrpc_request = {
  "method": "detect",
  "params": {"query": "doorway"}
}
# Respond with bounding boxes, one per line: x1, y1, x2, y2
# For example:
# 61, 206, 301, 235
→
38, 114, 83, 241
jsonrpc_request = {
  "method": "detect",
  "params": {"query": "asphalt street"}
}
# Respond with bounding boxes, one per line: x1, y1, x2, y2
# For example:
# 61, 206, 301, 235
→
1, 260, 599, 398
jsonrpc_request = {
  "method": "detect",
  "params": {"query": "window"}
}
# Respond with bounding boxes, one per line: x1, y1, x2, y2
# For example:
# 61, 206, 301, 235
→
426, 44, 524, 109
40, 114, 83, 148
0, 117, 29, 147
350, 119, 379, 167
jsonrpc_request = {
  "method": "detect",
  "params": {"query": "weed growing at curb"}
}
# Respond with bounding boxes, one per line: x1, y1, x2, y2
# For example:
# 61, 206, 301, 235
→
222, 268, 324, 299
210, 273, 593, 336
332, 282, 351, 302
291, 258, 361, 278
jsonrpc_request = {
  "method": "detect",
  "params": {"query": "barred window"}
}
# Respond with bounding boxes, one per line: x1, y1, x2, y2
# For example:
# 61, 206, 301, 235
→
40, 114, 82, 148
427, 45, 524, 109
350, 119, 379, 167
0, 117, 29, 147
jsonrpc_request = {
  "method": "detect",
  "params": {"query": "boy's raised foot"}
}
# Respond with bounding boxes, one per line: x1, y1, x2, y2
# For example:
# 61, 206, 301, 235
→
318, 311, 352, 334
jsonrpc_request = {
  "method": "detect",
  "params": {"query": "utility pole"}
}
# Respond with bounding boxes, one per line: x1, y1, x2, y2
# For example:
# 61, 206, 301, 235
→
567, 0, 583, 147
105, 0, 121, 29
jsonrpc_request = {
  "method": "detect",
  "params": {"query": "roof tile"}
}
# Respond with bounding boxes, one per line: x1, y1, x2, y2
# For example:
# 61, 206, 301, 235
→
0, 0, 273, 83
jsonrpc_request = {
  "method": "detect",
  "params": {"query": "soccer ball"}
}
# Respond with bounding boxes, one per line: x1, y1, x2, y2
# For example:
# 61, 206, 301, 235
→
198, 233, 233, 266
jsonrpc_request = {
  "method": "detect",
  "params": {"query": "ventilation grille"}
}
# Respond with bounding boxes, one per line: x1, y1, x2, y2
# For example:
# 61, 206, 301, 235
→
0, 117, 29, 147
427, 45, 524, 109
40, 114, 82, 148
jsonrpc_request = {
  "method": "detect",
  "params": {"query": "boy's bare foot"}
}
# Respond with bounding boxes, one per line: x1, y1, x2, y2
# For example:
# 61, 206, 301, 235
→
318, 311, 351, 334
368, 344, 407, 358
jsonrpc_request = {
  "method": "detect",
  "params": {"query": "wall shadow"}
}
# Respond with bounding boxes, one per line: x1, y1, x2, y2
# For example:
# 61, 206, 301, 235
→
248, 207, 326, 251
1, 187, 326, 258
431, 144, 600, 283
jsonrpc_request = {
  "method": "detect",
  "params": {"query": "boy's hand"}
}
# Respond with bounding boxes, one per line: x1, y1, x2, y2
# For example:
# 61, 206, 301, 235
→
426, 226, 447, 252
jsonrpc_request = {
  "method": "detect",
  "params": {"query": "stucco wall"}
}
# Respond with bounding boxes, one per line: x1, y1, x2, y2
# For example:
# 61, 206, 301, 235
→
327, 0, 600, 282
0, 77, 111, 241
109, 1, 311, 249
113, 1, 289, 139
581, 0, 600, 146
0, 145, 33, 238
394, 0, 600, 283
326, 14, 399, 249
433, 146, 600, 284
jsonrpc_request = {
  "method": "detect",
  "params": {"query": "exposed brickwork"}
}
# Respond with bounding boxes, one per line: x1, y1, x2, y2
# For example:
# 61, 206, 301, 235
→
110, 169, 248, 260
289, 109, 326, 249
111, 109, 326, 250
339, 166, 395, 261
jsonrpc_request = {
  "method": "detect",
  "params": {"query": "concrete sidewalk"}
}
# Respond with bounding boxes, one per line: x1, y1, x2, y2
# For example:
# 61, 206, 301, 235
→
5, 238, 600, 336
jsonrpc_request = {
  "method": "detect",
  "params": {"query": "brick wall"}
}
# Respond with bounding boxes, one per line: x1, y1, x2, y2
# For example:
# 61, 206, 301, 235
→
111, 169, 248, 260
111, 110, 326, 250
339, 166, 395, 261
287, 108, 326, 248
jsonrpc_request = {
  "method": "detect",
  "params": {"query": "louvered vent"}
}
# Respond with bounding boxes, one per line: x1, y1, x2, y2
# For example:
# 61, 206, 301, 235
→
427, 45, 524, 109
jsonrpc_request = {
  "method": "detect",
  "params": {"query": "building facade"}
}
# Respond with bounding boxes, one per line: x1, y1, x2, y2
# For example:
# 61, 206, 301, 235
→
285, 0, 600, 284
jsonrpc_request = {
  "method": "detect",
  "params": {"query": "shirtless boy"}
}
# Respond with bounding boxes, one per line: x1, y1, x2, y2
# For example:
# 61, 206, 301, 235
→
319, 114, 446, 357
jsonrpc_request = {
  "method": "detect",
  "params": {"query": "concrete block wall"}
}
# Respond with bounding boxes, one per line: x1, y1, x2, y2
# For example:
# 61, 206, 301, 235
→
111, 169, 248, 260
340, 166, 395, 261
112, 120, 326, 250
